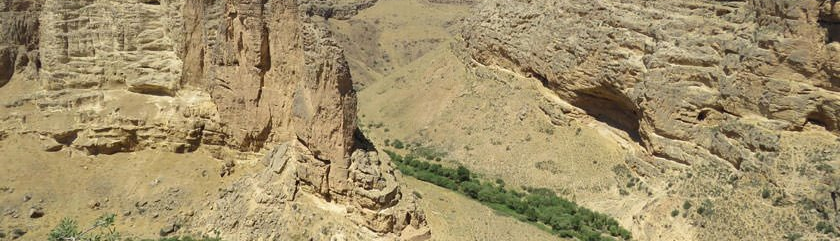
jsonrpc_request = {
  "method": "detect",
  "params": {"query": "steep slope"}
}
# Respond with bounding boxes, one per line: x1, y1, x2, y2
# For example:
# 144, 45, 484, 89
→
0, 0, 427, 240
329, 0, 840, 240
462, 0, 840, 240
330, 0, 632, 239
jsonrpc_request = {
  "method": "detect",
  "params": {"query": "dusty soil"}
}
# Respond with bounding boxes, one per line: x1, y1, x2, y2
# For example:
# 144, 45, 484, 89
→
0, 133, 245, 239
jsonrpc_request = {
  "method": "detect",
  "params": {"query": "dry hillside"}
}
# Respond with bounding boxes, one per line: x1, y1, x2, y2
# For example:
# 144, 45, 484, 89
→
2, 0, 840, 240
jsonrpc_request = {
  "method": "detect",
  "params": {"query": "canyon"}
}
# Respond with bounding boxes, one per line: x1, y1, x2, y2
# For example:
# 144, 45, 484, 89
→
1, 0, 840, 240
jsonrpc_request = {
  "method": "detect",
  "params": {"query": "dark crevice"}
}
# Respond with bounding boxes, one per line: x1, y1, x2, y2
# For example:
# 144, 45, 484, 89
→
128, 85, 175, 96
522, 68, 644, 144
53, 130, 79, 146
807, 117, 827, 127
255, 25, 271, 106
526, 70, 548, 86
819, 20, 840, 43
142, 0, 161, 5
353, 128, 376, 151
570, 87, 643, 144
806, 110, 837, 132
242, 117, 273, 152
0, 49, 16, 88
697, 109, 710, 121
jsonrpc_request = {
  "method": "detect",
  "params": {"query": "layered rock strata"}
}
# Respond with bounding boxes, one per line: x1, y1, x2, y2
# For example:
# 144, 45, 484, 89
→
0, 0, 426, 239
462, 0, 840, 239
463, 0, 840, 169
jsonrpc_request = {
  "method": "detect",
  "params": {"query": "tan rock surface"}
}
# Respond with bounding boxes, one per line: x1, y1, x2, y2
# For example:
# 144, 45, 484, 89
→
460, 0, 840, 239
0, 0, 426, 239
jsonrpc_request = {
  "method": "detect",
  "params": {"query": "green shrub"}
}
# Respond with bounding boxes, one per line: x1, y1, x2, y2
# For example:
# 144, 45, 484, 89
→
816, 221, 836, 235
48, 218, 82, 241
411, 146, 448, 161
682, 200, 692, 210
671, 210, 679, 217
392, 140, 405, 149
697, 199, 714, 216
817, 163, 834, 173
49, 214, 119, 241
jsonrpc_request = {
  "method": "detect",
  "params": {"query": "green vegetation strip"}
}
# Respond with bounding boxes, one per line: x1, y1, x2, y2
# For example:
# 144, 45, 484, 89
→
385, 149, 632, 241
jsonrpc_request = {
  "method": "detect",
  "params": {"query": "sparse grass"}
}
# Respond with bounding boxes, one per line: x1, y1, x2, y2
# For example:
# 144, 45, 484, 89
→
410, 144, 448, 161
48, 214, 222, 241
49, 214, 119, 241
784, 233, 803, 241
697, 199, 714, 217
618, 189, 629, 196
816, 221, 836, 235
817, 163, 834, 173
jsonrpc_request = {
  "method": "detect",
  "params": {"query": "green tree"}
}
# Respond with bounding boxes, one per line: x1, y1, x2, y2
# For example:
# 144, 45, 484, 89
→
456, 166, 471, 182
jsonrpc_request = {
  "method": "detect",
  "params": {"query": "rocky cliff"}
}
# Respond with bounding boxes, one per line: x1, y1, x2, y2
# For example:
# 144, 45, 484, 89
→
462, 0, 840, 239
0, 0, 426, 240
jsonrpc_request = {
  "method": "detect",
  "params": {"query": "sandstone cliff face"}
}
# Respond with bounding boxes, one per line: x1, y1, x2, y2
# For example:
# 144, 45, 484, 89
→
464, 0, 840, 163
462, 0, 840, 239
0, 0, 425, 239
0, 0, 40, 89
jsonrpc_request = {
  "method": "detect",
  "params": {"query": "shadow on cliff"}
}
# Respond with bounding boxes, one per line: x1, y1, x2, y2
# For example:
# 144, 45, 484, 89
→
570, 86, 644, 144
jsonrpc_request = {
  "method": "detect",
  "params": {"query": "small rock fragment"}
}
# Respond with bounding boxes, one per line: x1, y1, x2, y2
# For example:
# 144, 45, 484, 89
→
28, 208, 44, 218
159, 222, 179, 236
88, 201, 101, 210
11, 228, 25, 239
220, 160, 235, 177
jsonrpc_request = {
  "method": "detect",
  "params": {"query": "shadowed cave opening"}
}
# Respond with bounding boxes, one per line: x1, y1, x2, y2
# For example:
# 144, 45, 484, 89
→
806, 110, 837, 132
0, 50, 14, 88
820, 20, 840, 43
697, 109, 710, 121
570, 86, 643, 144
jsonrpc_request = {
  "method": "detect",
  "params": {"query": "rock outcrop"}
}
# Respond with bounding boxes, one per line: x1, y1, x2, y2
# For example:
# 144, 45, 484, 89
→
463, 0, 840, 166
194, 141, 429, 240
462, 0, 840, 239
0, 0, 426, 239
0, 0, 40, 89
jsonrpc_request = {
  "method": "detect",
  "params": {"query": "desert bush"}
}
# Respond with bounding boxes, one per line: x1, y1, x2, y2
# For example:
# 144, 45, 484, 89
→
816, 221, 836, 235
392, 139, 405, 149
697, 199, 714, 216
49, 214, 119, 241
682, 200, 692, 210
